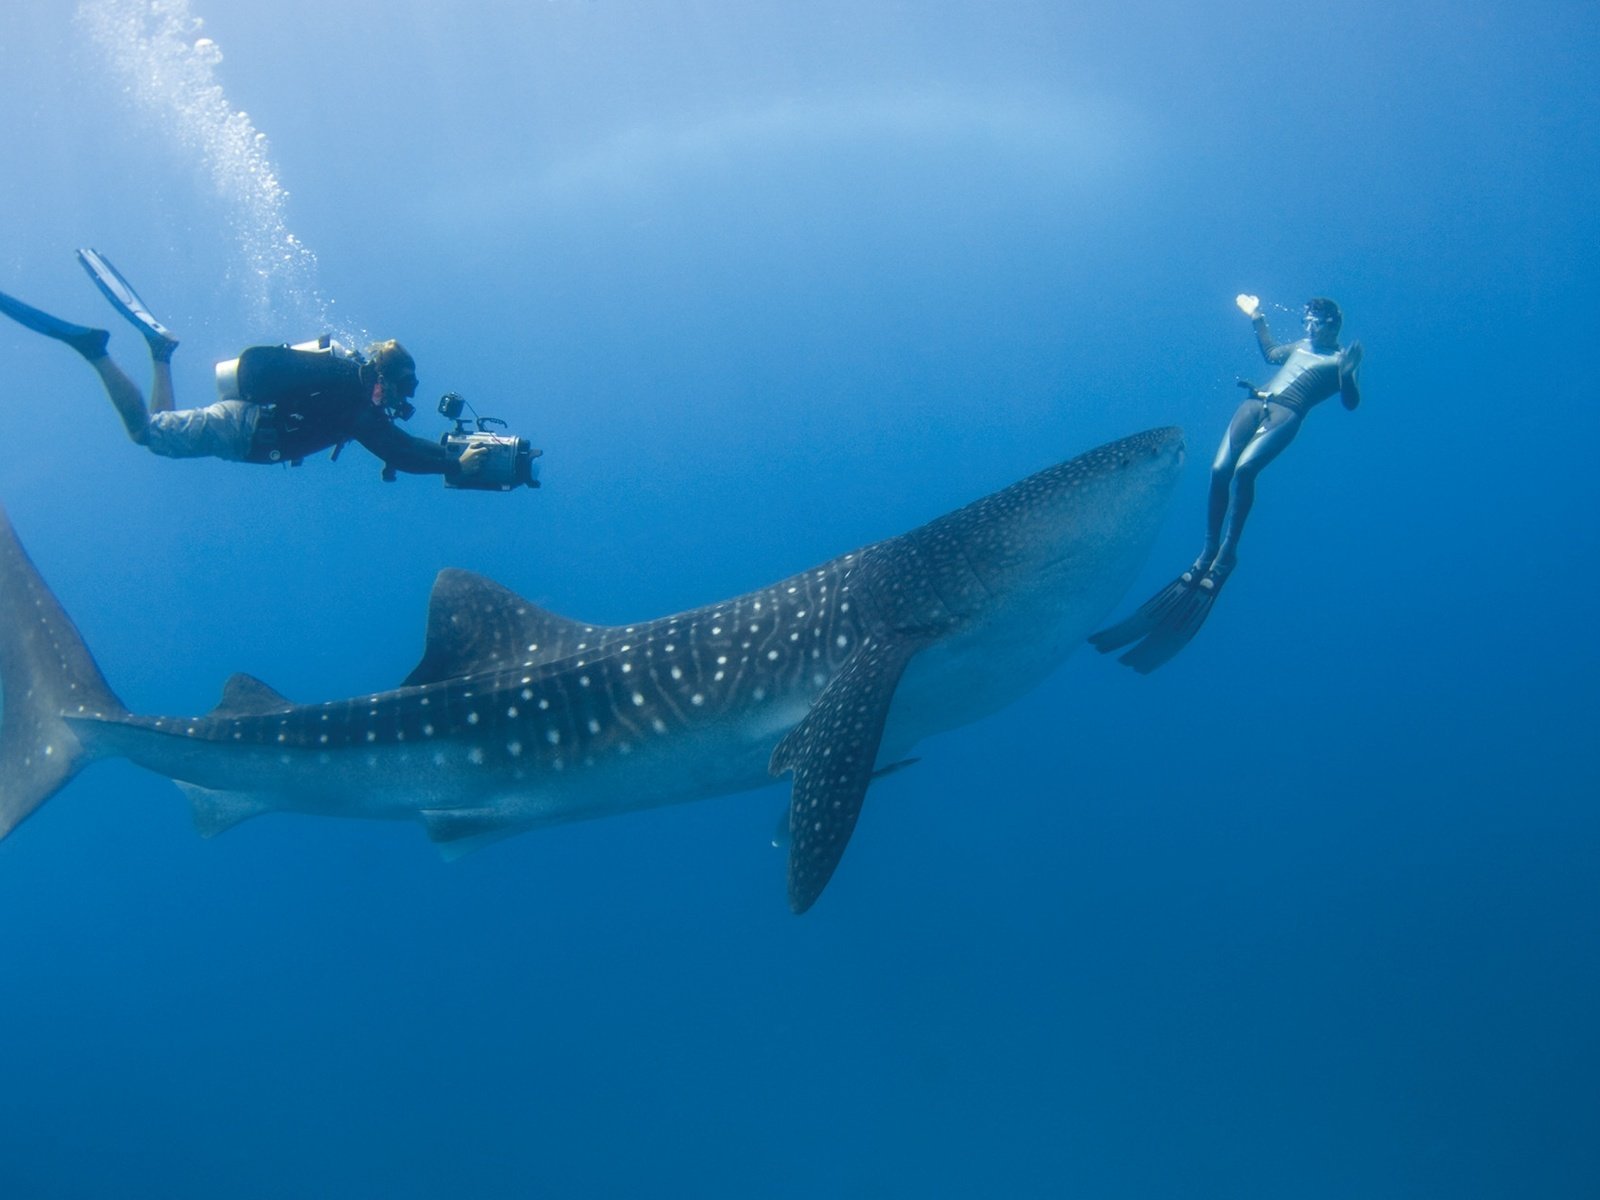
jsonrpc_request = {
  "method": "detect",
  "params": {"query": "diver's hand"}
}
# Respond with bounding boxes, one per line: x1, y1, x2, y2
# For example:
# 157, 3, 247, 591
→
1338, 341, 1364, 410
458, 443, 490, 474
1235, 293, 1261, 319
1338, 340, 1364, 380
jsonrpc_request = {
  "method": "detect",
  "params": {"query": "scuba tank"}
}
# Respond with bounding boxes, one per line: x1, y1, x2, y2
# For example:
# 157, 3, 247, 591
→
215, 334, 358, 401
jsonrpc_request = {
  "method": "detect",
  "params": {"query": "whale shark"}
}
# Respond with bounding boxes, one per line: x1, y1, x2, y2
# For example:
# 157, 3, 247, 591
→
0, 426, 1183, 911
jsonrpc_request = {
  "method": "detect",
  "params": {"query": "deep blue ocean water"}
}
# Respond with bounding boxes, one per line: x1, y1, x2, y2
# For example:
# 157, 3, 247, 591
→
1, 2, 1596, 1196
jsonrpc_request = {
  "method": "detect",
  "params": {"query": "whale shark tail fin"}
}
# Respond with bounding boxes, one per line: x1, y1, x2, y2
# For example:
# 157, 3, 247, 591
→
0, 507, 127, 841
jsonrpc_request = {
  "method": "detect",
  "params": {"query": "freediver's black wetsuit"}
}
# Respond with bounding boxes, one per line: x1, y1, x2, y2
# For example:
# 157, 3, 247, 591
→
234, 345, 463, 479
1089, 304, 1362, 673
1203, 315, 1359, 571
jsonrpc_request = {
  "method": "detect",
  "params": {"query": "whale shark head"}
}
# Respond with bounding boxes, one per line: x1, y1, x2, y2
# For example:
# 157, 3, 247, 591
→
918, 425, 1185, 609
873, 426, 1186, 756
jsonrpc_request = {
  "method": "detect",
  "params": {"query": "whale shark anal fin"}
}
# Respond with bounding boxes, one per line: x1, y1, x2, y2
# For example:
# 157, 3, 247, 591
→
770, 634, 925, 914
178, 781, 272, 837
419, 806, 525, 861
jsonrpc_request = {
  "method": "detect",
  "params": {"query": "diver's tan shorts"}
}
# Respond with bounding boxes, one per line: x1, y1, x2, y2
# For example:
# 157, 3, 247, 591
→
142, 400, 261, 460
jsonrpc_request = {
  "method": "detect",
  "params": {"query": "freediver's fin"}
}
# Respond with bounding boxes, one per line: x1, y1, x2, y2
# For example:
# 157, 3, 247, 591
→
0, 287, 109, 359
76, 247, 179, 359
1088, 574, 1196, 654
1114, 571, 1228, 674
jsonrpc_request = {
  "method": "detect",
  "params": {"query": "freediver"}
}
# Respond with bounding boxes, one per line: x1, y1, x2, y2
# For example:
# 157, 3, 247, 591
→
1090, 293, 1363, 673
0, 249, 530, 486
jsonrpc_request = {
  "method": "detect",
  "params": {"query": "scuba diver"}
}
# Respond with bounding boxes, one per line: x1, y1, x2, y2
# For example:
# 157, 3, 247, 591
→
1090, 293, 1363, 673
0, 249, 538, 489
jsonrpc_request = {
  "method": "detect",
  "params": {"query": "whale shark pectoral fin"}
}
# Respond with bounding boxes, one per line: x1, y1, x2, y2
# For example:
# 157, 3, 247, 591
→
176, 781, 272, 838
770, 757, 920, 848
769, 634, 925, 914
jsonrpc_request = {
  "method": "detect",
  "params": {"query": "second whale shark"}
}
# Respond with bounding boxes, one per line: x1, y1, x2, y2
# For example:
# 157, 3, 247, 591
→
0, 427, 1184, 911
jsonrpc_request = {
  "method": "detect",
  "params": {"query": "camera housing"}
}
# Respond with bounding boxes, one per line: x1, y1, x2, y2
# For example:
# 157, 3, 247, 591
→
437, 393, 541, 491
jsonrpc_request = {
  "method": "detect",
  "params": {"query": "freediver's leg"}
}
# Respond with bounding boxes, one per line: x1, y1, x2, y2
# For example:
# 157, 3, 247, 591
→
1092, 404, 1300, 672
1191, 400, 1265, 579
1094, 400, 1261, 653
1211, 405, 1302, 574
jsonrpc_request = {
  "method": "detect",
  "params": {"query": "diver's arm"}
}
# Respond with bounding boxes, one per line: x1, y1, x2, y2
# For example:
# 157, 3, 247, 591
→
1252, 314, 1292, 365
1338, 341, 1363, 410
352, 408, 464, 480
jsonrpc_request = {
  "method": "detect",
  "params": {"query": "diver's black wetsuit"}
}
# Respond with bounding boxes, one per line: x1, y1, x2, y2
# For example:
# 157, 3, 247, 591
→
1203, 316, 1357, 572
1088, 300, 1362, 673
1249, 315, 1348, 414
234, 345, 461, 479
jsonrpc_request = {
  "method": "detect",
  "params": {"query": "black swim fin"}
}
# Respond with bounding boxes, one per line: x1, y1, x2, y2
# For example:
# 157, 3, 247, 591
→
1090, 566, 1228, 674
1114, 580, 1221, 674
76, 248, 178, 359
1088, 574, 1194, 654
0, 286, 109, 359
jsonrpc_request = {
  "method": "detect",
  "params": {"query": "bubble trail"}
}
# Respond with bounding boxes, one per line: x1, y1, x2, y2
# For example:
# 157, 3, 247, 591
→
76, 0, 353, 339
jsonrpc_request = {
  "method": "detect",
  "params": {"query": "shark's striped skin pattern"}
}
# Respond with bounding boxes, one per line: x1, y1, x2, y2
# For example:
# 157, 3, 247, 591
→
0, 427, 1183, 911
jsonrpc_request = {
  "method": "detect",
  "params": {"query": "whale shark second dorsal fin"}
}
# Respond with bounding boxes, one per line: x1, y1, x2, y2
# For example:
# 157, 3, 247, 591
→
209, 673, 294, 717
401, 568, 612, 687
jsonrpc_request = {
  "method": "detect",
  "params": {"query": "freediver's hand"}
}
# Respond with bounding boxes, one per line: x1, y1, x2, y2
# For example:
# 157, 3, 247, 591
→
1235, 293, 1261, 319
458, 443, 490, 474
1338, 341, 1364, 410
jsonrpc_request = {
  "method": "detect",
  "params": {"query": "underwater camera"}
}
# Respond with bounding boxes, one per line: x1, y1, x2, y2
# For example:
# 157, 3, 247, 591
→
437, 393, 542, 491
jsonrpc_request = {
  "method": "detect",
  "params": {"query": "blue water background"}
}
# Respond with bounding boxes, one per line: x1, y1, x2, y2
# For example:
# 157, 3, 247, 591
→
1, 2, 1596, 1196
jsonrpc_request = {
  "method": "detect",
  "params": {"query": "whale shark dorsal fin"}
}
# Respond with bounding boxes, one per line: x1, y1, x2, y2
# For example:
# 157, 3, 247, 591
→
209, 673, 293, 717
769, 634, 927, 914
402, 568, 610, 687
